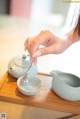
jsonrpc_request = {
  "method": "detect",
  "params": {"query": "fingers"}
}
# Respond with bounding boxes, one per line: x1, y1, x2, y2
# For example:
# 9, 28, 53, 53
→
24, 36, 41, 56
24, 37, 40, 63
24, 30, 51, 51
32, 45, 56, 58
24, 37, 32, 50
24, 41, 27, 50
24, 30, 54, 63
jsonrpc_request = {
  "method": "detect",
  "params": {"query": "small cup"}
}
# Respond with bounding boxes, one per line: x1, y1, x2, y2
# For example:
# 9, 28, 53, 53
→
17, 75, 42, 96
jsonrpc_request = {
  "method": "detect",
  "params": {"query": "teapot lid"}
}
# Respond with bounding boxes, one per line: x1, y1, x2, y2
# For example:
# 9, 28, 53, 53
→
13, 54, 31, 68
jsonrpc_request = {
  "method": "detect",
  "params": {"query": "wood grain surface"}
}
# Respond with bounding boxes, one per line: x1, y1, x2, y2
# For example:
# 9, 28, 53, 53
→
0, 72, 80, 114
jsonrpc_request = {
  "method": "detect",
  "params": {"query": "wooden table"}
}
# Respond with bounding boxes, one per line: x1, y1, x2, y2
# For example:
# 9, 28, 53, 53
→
0, 15, 80, 119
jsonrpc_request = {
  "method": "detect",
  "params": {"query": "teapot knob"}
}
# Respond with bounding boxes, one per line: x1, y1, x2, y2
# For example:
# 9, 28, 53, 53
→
22, 54, 26, 59
22, 54, 29, 59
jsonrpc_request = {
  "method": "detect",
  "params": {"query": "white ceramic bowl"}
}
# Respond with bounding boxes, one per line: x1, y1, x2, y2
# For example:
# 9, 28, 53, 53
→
51, 70, 80, 101
17, 75, 42, 96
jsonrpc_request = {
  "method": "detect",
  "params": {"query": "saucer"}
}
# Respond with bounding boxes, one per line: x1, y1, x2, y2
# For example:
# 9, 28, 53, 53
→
17, 75, 42, 96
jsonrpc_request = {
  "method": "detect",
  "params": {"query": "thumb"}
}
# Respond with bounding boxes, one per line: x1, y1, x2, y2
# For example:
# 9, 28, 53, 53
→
32, 46, 56, 58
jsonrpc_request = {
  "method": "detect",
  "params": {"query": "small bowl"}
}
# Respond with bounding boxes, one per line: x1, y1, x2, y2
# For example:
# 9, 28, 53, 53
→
50, 70, 80, 101
17, 75, 42, 96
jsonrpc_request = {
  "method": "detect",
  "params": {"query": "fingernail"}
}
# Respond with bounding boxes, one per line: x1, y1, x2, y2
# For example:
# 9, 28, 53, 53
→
32, 51, 41, 58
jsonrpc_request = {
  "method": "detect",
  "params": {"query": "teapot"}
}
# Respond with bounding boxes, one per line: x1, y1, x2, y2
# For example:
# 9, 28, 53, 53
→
8, 54, 38, 78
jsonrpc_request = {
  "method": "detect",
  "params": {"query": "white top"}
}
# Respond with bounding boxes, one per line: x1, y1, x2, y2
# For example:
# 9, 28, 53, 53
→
71, 3, 80, 29
63, 3, 80, 33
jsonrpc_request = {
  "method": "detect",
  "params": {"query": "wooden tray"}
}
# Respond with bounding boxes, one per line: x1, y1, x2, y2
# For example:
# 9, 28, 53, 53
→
0, 72, 80, 114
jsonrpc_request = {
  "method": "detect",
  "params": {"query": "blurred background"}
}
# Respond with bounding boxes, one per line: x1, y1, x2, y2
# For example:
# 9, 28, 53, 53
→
0, 0, 70, 27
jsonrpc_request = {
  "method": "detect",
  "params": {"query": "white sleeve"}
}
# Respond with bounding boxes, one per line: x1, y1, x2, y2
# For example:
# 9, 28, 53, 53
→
62, 3, 80, 34
71, 3, 80, 29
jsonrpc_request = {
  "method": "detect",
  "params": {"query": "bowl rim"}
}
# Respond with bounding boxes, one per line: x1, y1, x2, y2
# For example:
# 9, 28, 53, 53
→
51, 70, 80, 89
17, 75, 42, 92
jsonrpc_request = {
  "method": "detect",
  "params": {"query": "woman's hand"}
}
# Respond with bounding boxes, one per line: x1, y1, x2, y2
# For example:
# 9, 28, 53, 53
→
24, 30, 71, 63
